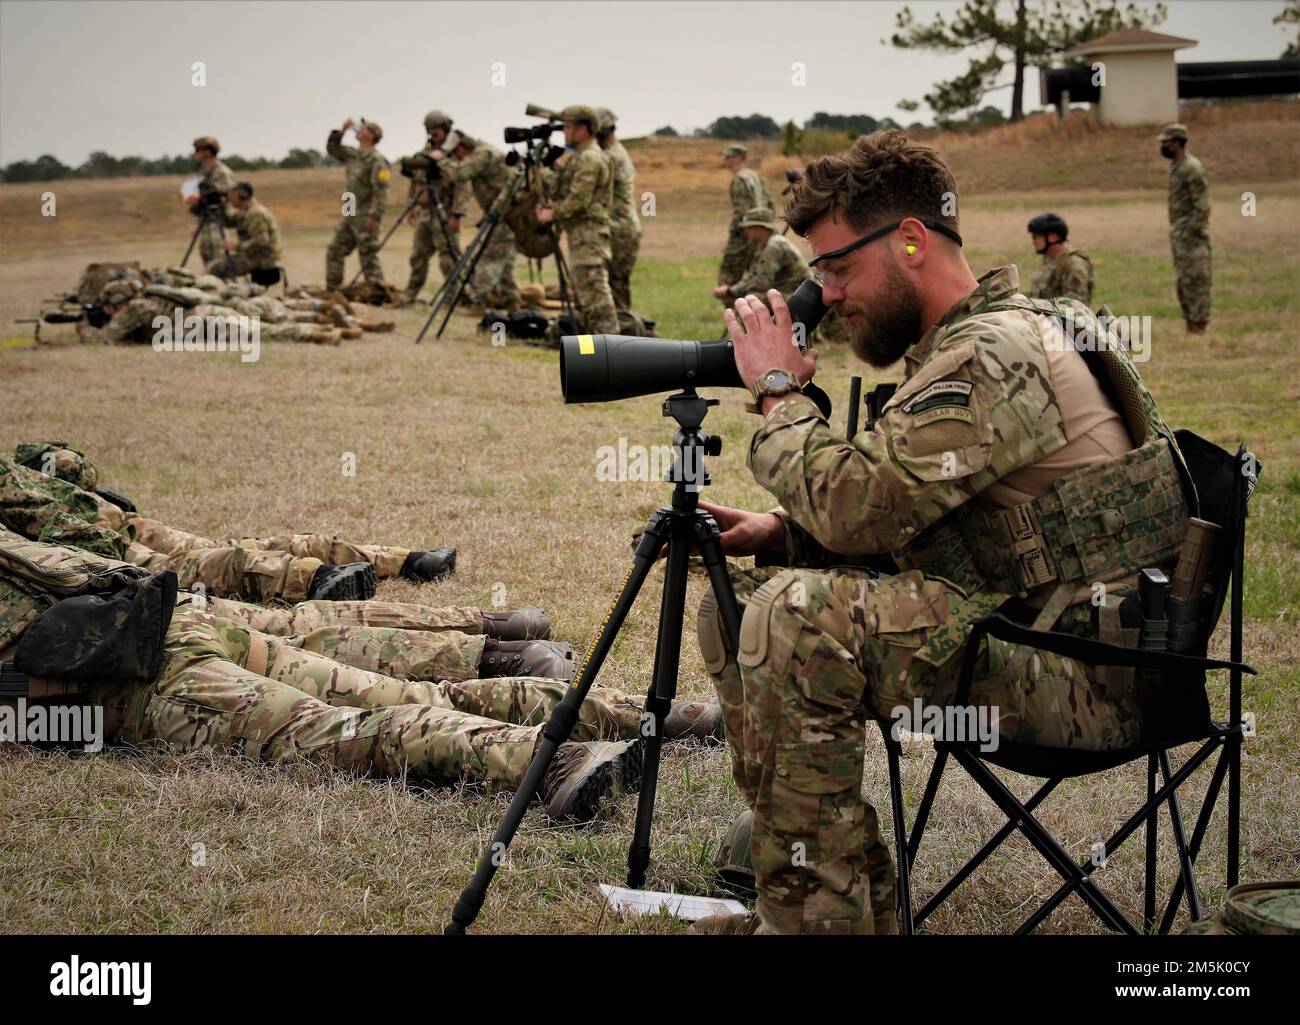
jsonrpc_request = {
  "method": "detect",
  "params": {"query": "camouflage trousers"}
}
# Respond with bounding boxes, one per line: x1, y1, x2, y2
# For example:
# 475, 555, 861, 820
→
697, 565, 1142, 934
403, 210, 460, 301
566, 228, 618, 334
608, 226, 641, 311
718, 228, 758, 289
469, 223, 521, 309
121, 514, 410, 602
326, 219, 385, 290
90, 608, 643, 791
1171, 234, 1211, 326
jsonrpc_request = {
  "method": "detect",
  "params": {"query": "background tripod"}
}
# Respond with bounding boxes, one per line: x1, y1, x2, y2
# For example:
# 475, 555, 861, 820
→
445, 389, 743, 933
180, 195, 235, 276
349, 174, 460, 290
416, 138, 576, 344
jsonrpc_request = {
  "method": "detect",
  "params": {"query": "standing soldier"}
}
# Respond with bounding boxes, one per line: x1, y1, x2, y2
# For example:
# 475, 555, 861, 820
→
595, 108, 642, 312
186, 136, 237, 265
208, 182, 282, 279
398, 109, 470, 307
536, 104, 618, 334
1025, 212, 1094, 305
718, 144, 772, 296
435, 133, 523, 312
1159, 123, 1211, 333
324, 118, 391, 293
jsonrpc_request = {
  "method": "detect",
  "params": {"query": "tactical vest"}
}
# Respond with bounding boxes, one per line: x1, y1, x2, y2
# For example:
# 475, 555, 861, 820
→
895, 296, 1198, 634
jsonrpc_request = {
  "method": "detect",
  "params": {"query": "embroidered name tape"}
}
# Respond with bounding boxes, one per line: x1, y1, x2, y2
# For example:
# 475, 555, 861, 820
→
901, 379, 973, 413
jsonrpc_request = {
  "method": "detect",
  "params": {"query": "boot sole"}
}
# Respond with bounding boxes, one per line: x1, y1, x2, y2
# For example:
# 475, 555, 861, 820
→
316, 563, 376, 602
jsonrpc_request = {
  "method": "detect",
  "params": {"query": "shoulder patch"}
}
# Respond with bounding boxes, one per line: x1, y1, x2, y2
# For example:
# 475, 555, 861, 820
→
376, 167, 390, 183
912, 406, 974, 428
901, 379, 973, 413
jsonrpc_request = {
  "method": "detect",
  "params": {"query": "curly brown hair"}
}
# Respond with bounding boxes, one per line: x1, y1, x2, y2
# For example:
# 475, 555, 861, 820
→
784, 130, 959, 239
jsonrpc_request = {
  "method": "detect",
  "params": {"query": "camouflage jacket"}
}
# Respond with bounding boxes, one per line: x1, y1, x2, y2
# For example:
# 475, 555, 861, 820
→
327, 129, 390, 222
549, 138, 612, 233
1026, 244, 1094, 305
439, 142, 510, 216
750, 265, 1176, 565
94, 296, 177, 345
409, 148, 468, 220
728, 232, 811, 299
192, 160, 236, 217
729, 167, 771, 229
230, 200, 281, 268
1168, 154, 1210, 242
602, 139, 641, 236
0, 454, 126, 561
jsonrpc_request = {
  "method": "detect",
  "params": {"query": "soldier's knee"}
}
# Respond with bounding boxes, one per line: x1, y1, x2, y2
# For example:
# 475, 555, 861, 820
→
737, 569, 803, 671
696, 591, 728, 675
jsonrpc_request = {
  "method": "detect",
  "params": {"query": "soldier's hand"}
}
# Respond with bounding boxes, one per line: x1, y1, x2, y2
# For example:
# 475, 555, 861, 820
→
223, 240, 237, 253
725, 291, 819, 395
184, 194, 199, 207
405, 210, 418, 226
364, 217, 378, 233
698, 501, 786, 557
535, 206, 554, 224
342, 117, 356, 131
449, 216, 461, 232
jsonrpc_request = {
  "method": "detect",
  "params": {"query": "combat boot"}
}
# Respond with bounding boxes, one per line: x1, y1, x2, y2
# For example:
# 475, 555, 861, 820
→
314, 328, 343, 346
394, 293, 417, 309
401, 547, 456, 582
478, 639, 574, 680
482, 608, 551, 641
541, 739, 643, 824
308, 562, 377, 601
664, 697, 724, 743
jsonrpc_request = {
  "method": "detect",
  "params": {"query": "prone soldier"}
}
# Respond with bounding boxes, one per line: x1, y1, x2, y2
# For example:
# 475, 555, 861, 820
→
325, 118, 391, 292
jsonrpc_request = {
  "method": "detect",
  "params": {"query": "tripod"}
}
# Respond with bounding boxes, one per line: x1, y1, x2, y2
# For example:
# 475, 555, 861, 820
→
349, 176, 460, 289
416, 140, 577, 344
180, 199, 235, 276
445, 389, 743, 933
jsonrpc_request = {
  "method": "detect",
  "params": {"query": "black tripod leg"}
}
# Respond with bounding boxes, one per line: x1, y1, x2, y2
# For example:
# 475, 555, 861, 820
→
180, 209, 208, 268
445, 511, 672, 934
435, 221, 496, 340
418, 213, 493, 343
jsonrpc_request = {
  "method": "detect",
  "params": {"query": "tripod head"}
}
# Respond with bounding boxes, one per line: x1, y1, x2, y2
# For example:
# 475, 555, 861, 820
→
662, 389, 721, 501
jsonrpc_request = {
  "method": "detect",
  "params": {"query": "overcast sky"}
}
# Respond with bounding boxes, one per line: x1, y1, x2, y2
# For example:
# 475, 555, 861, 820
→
0, 0, 1291, 165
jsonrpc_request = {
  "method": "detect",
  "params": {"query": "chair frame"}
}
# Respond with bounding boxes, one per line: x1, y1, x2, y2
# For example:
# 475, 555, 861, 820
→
883, 444, 1255, 935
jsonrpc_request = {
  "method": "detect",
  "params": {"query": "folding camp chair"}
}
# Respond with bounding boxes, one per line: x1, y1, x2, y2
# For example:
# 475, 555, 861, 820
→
882, 430, 1259, 935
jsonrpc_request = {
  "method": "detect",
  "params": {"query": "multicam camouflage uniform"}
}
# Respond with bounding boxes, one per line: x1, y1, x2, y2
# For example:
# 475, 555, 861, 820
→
401, 152, 468, 304
550, 138, 618, 333
719, 155, 772, 287
602, 138, 641, 311
438, 139, 522, 309
325, 129, 390, 290
208, 199, 282, 278
81, 289, 339, 347
696, 265, 1192, 934
0, 452, 396, 602
1168, 153, 1211, 327
1026, 243, 1094, 305
193, 159, 237, 265
0, 530, 647, 793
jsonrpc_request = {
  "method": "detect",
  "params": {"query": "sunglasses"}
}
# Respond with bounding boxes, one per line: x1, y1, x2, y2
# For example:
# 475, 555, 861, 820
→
809, 219, 963, 288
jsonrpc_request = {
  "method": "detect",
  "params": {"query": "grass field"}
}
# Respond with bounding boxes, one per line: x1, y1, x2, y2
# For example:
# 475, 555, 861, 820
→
1, 109, 1297, 934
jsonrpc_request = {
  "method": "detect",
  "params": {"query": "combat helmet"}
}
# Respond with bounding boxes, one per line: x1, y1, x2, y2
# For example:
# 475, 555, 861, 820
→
1027, 212, 1068, 241
424, 109, 453, 132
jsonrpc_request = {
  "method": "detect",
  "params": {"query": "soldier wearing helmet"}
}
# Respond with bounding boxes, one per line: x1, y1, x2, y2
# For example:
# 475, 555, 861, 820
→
1025, 212, 1094, 305
398, 109, 471, 306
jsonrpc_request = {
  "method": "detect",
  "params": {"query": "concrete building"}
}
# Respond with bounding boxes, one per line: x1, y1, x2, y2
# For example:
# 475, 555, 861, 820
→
1061, 29, 1198, 126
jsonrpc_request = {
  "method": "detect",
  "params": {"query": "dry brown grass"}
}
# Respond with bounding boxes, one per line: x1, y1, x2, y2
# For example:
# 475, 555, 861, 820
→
0, 113, 1297, 934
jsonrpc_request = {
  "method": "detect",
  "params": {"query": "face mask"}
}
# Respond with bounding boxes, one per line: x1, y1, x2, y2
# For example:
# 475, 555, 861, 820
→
1160, 144, 1175, 159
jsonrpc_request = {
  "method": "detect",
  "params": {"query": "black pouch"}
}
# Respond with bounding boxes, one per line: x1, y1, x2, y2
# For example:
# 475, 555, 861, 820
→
13, 570, 177, 685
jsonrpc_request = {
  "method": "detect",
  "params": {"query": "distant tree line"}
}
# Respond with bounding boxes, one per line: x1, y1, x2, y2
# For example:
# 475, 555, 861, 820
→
0, 147, 335, 183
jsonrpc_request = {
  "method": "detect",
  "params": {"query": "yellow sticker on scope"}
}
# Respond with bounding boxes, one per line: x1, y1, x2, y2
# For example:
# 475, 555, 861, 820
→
578, 335, 595, 355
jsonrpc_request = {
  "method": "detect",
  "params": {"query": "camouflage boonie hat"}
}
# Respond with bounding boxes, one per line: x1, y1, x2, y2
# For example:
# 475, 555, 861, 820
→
361, 119, 383, 142
1157, 123, 1188, 143
738, 206, 778, 230
595, 107, 617, 134
192, 136, 219, 154
713, 808, 756, 897
558, 104, 598, 130
722, 144, 748, 159
100, 278, 142, 305
423, 109, 453, 131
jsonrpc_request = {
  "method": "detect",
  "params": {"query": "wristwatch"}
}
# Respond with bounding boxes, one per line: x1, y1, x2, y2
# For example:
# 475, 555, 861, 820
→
746, 368, 803, 413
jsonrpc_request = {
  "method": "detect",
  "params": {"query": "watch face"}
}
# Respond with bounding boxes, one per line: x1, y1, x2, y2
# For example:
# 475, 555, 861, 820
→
764, 370, 791, 390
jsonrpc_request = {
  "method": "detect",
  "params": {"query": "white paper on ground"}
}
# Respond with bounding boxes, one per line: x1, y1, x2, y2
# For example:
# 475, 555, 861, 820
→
598, 884, 747, 921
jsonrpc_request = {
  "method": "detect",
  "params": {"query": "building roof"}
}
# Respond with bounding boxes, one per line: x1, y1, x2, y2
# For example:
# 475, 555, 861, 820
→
1065, 28, 1198, 57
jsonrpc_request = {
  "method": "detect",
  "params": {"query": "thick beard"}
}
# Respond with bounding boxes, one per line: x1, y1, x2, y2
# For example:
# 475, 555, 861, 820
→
847, 255, 925, 368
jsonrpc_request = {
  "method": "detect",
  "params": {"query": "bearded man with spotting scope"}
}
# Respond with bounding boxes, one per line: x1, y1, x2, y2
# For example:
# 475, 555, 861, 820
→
690, 130, 1196, 934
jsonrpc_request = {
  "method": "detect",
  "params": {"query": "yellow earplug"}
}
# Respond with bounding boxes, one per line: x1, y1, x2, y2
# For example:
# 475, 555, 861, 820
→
906, 244, 917, 255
